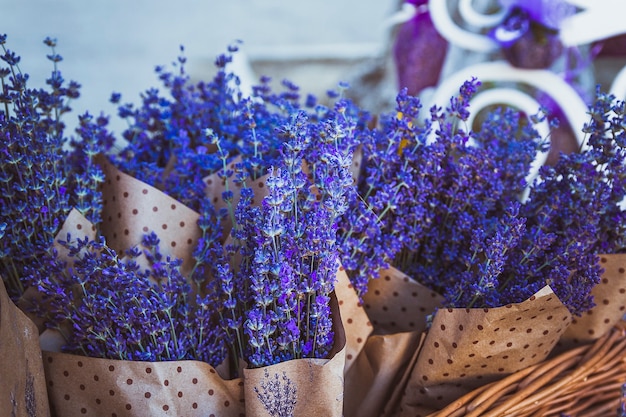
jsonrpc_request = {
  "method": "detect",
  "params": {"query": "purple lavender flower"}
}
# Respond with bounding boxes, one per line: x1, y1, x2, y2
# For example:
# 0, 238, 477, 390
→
24, 231, 226, 364
354, 80, 537, 296
212, 107, 353, 372
0, 36, 112, 299
515, 88, 626, 315
111, 44, 298, 212
346, 78, 616, 315
352, 81, 626, 315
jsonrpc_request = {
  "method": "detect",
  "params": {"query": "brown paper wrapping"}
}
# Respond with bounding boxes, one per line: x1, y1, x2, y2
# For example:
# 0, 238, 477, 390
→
394, 286, 572, 417
334, 266, 373, 372
344, 267, 444, 417
345, 332, 421, 417
38, 167, 246, 416
243, 357, 343, 417
43, 352, 245, 417
0, 278, 50, 417
363, 267, 445, 336
560, 253, 626, 346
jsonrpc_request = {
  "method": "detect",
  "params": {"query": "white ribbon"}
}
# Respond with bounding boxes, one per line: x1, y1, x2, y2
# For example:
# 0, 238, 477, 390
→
560, 0, 626, 46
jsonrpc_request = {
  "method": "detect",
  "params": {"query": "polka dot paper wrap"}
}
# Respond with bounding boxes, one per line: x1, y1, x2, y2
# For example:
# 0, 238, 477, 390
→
99, 158, 202, 277
560, 253, 626, 346
334, 266, 373, 374
0, 278, 51, 417
392, 285, 573, 417
42, 353, 245, 417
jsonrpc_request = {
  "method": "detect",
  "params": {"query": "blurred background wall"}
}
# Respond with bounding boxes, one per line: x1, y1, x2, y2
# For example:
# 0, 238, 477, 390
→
0, 0, 399, 134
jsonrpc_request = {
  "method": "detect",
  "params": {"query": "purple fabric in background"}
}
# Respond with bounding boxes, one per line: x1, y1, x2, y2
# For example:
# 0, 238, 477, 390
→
393, 1, 448, 96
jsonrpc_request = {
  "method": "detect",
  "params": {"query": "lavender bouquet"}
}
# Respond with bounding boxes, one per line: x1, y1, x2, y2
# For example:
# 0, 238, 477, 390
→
347, 78, 626, 315
0, 34, 373, 417
340, 77, 626, 415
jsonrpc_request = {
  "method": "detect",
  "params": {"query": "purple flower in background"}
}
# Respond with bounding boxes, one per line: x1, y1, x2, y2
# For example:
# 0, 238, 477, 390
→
490, 7, 531, 48
499, 0, 576, 30
393, 1, 448, 96
491, 1, 576, 69
491, 8, 561, 69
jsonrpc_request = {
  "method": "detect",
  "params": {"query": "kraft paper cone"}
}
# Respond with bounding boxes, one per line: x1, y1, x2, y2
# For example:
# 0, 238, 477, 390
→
344, 267, 443, 417
43, 352, 245, 417
394, 286, 572, 417
0, 278, 50, 417
560, 253, 626, 346
243, 293, 346, 417
99, 158, 201, 277
38, 199, 246, 417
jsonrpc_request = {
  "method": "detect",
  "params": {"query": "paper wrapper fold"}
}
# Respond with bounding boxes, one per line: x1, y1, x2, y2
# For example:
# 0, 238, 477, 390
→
334, 266, 373, 373
345, 331, 421, 417
344, 267, 444, 417
560, 253, 626, 346
99, 158, 201, 277
393, 285, 572, 417
363, 267, 445, 336
0, 278, 50, 417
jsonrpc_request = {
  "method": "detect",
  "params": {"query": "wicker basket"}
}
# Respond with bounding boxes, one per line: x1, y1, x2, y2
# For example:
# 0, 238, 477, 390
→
430, 322, 626, 417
